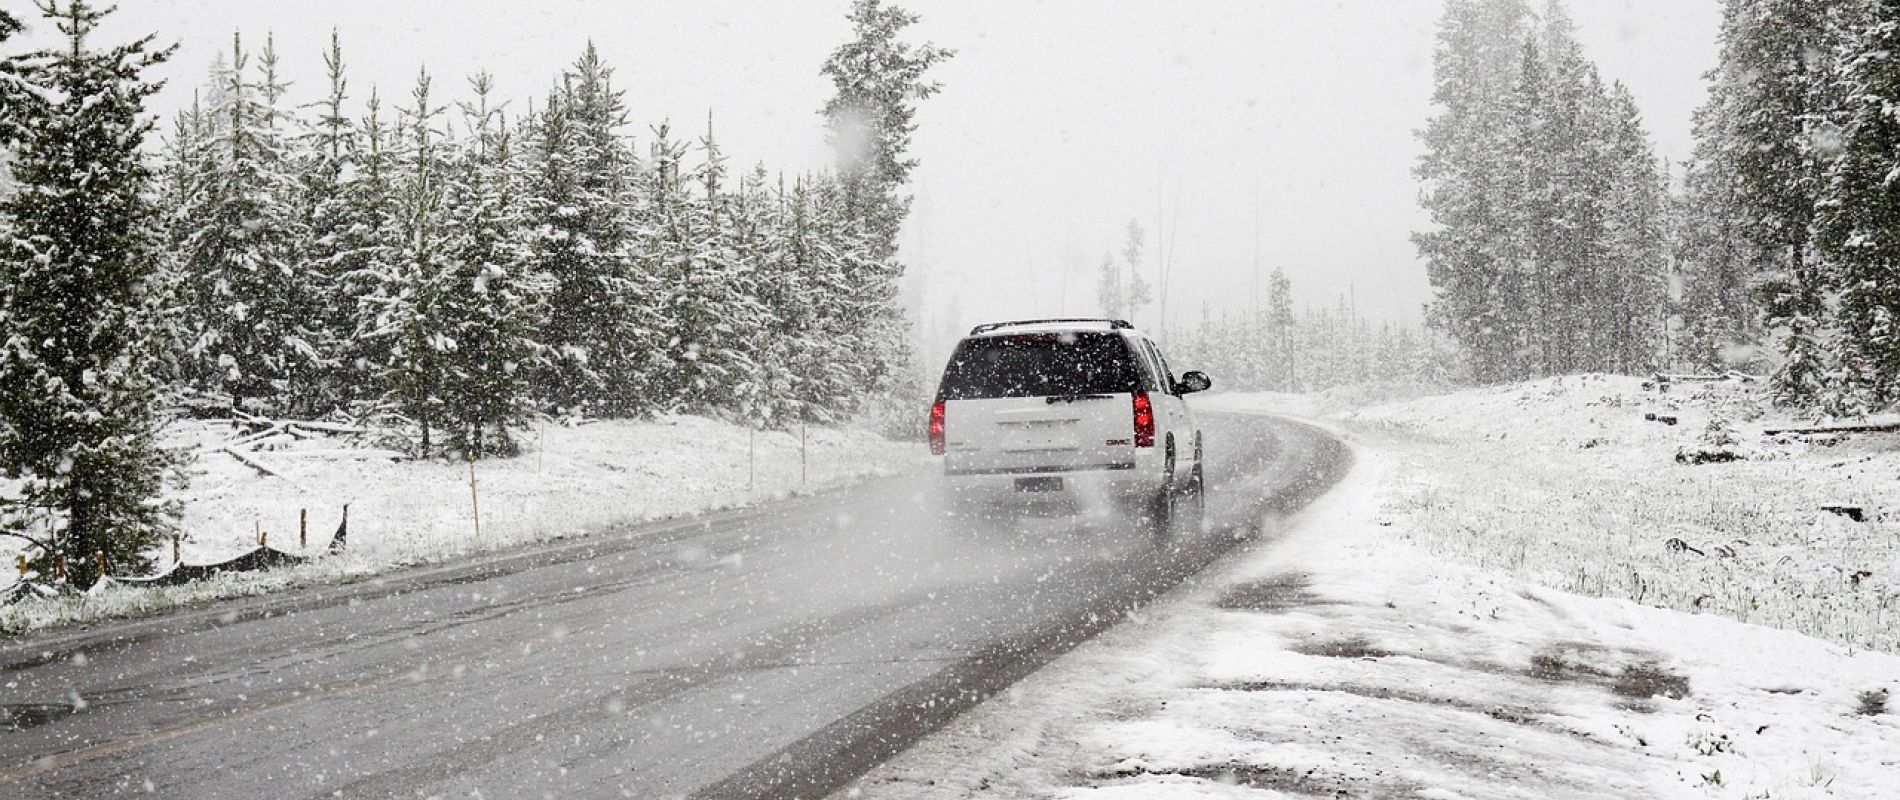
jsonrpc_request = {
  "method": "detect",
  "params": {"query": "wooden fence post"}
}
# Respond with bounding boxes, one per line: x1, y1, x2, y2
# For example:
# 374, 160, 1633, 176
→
300, 508, 308, 552
468, 452, 482, 542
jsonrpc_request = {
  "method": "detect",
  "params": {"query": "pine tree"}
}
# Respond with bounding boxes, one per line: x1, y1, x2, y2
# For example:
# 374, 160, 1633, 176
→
433, 73, 550, 456
1597, 84, 1669, 374
0, 8, 26, 145
332, 88, 403, 412
1676, 89, 1758, 371
376, 68, 452, 452
175, 32, 319, 413
1415, 0, 1535, 383
820, 0, 953, 263
1420, 0, 1668, 381
1816, 0, 1900, 411
1095, 251, 1123, 319
648, 121, 766, 415
1123, 219, 1152, 326
297, 30, 364, 413
0, 0, 179, 586
524, 44, 652, 417
1266, 267, 1296, 390
775, 176, 859, 422
152, 92, 211, 387
1706, 0, 1839, 404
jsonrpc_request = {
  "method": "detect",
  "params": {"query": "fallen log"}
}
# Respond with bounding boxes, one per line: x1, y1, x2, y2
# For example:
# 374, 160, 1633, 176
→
269, 448, 407, 461
1762, 422, 1900, 437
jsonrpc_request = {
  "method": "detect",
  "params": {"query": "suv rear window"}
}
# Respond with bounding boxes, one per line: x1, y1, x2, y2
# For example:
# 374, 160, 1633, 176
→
937, 332, 1140, 400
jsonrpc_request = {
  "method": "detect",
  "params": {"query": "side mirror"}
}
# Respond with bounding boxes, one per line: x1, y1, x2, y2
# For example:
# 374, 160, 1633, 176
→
1179, 371, 1212, 394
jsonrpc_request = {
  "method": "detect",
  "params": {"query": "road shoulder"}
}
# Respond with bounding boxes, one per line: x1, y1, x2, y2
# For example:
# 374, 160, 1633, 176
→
840, 431, 1900, 799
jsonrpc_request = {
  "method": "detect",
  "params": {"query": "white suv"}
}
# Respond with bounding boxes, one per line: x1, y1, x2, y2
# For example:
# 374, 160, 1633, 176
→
928, 319, 1211, 528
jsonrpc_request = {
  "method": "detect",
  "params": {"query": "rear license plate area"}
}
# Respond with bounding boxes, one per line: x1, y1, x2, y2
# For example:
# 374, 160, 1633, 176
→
1014, 477, 1064, 493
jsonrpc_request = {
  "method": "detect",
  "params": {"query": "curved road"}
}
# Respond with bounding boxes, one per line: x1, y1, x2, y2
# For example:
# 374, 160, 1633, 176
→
0, 412, 1347, 799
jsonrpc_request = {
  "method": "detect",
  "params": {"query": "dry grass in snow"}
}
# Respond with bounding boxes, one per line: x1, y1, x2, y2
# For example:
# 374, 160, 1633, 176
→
1210, 374, 1900, 655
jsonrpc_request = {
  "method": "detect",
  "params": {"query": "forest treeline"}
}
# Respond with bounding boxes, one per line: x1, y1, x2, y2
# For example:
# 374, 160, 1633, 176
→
161, 25, 935, 454
1415, 0, 1669, 386
1422, 0, 1900, 415
1676, 0, 1900, 413
0, 0, 948, 584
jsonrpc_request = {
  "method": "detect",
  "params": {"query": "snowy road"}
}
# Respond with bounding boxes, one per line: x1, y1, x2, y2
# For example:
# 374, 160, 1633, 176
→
0, 413, 1346, 799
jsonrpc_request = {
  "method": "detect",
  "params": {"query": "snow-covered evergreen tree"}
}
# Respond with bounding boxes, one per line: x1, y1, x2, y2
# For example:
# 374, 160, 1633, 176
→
1704, 0, 1839, 404
175, 32, 319, 413
1266, 267, 1297, 390
432, 74, 551, 456
1419, 0, 1668, 381
1675, 87, 1758, 372
1816, 0, 1900, 412
1123, 220, 1152, 327
650, 122, 764, 415
296, 30, 366, 413
331, 88, 403, 412
1597, 84, 1669, 375
374, 69, 453, 452
0, 0, 180, 586
0, 8, 25, 146
1095, 252, 1123, 319
1415, 0, 1535, 383
524, 44, 653, 417
820, 0, 952, 263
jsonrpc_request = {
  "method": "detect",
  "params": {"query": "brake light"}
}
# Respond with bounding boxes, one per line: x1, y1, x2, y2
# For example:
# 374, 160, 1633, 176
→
1132, 392, 1155, 448
929, 401, 946, 455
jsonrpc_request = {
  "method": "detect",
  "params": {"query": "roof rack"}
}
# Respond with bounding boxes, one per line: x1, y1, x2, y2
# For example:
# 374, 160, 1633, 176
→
968, 318, 1134, 336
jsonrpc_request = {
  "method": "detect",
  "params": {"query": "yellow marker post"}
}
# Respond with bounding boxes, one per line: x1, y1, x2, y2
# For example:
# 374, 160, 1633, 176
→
468, 452, 482, 542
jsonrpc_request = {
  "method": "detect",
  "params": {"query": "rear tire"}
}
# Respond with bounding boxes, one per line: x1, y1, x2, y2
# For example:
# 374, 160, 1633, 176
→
1182, 464, 1207, 533
1148, 479, 1176, 544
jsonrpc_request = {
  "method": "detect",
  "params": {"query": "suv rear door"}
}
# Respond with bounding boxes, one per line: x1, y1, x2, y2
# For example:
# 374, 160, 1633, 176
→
936, 331, 1139, 475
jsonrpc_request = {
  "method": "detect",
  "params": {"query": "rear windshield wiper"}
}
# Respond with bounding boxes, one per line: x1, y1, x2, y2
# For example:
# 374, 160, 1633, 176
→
1046, 393, 1114, 404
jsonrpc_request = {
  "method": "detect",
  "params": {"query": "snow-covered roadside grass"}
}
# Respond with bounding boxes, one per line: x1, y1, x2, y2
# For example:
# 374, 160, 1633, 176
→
1209, 375, 1900, 656
1, 415, 920, 635
844, 444, 1900, 800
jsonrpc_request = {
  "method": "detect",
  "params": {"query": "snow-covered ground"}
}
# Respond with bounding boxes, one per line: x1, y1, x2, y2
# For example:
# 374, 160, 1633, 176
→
1, 415, 920, 634
841, 382, 1900, 799
1269, 375, 1899, 655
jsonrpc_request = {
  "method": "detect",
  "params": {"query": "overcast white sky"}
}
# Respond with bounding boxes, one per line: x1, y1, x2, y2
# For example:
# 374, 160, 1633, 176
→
23, 0, 1721, 345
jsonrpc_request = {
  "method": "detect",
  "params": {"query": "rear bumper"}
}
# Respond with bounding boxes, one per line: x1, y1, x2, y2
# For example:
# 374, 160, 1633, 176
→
943, 461, 1134, 477
938, 452, 1163, 503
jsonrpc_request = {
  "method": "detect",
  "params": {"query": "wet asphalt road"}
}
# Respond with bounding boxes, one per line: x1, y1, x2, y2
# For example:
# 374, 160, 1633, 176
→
0, 412, 1348, 799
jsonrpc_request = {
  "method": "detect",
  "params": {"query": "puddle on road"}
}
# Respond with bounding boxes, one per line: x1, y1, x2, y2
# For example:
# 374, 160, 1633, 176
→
1090, 760, 1406, 799
1528, 641, 1691, 703
1291, 635, 1394, 659
1, 702, 80, 732
1213, 572, 1322, 613
1204, 679, 1547, 727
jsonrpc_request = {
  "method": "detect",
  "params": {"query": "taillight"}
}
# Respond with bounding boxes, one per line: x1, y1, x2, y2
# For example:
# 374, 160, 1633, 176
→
928, 401, 946, 455
1132, 392, 1155, 447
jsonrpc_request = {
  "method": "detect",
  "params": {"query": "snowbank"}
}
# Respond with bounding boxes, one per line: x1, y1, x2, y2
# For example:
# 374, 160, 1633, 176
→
1, 415, 920, 634
845, 443, 1900, 799
1209, 375, 1900, 655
